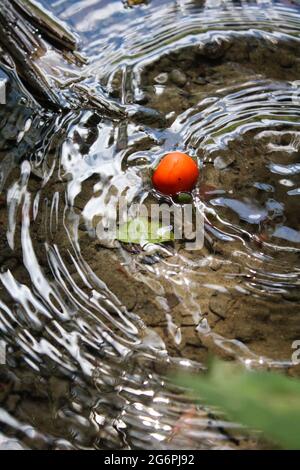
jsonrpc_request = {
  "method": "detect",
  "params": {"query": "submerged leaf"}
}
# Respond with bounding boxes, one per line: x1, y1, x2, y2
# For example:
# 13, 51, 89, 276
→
117, 217, 173, 244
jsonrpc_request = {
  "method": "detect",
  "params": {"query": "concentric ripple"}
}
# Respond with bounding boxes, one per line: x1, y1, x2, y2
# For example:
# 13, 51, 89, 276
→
1, 0, 300, 450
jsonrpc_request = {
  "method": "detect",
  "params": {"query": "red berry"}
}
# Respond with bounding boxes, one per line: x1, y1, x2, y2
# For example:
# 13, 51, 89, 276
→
152, 152, 199, 196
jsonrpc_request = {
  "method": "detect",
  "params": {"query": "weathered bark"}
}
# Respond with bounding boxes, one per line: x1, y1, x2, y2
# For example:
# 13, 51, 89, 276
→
12, 0, 78, 52
0, 0, 82, 108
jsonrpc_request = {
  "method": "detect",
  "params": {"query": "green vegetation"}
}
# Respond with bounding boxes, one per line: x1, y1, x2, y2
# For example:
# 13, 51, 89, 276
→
177, 360, 300, 449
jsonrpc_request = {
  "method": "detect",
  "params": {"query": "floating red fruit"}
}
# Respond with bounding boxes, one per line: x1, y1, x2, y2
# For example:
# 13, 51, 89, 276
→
152, 152, 199, 196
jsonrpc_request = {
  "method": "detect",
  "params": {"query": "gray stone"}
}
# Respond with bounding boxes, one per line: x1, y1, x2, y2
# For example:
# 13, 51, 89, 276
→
214, 155, 236, 170
170, 69, 187, 87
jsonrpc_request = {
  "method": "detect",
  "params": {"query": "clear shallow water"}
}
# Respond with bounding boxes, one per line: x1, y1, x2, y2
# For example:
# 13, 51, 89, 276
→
1, 0, 300, 450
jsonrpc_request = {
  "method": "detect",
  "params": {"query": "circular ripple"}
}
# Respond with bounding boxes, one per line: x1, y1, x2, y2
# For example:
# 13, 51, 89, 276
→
1, 0, 300, 451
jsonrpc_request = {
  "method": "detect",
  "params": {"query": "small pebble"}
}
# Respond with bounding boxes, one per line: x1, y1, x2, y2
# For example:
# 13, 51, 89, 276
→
170, 69, 187, 87
195, 77, 207, 85
214, 155, 235, 170
154, 73, 168, 84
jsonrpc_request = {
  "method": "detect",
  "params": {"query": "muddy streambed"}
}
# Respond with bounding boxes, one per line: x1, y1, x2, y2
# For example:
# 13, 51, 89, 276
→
1, 0, 300, 450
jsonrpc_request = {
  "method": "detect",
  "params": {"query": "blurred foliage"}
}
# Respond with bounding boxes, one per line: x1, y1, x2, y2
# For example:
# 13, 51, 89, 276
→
177, 360, 300, 449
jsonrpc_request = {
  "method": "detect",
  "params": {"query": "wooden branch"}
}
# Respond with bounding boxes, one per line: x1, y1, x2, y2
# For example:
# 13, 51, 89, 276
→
11, 0, 79, 52
0, 0, 83, 109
